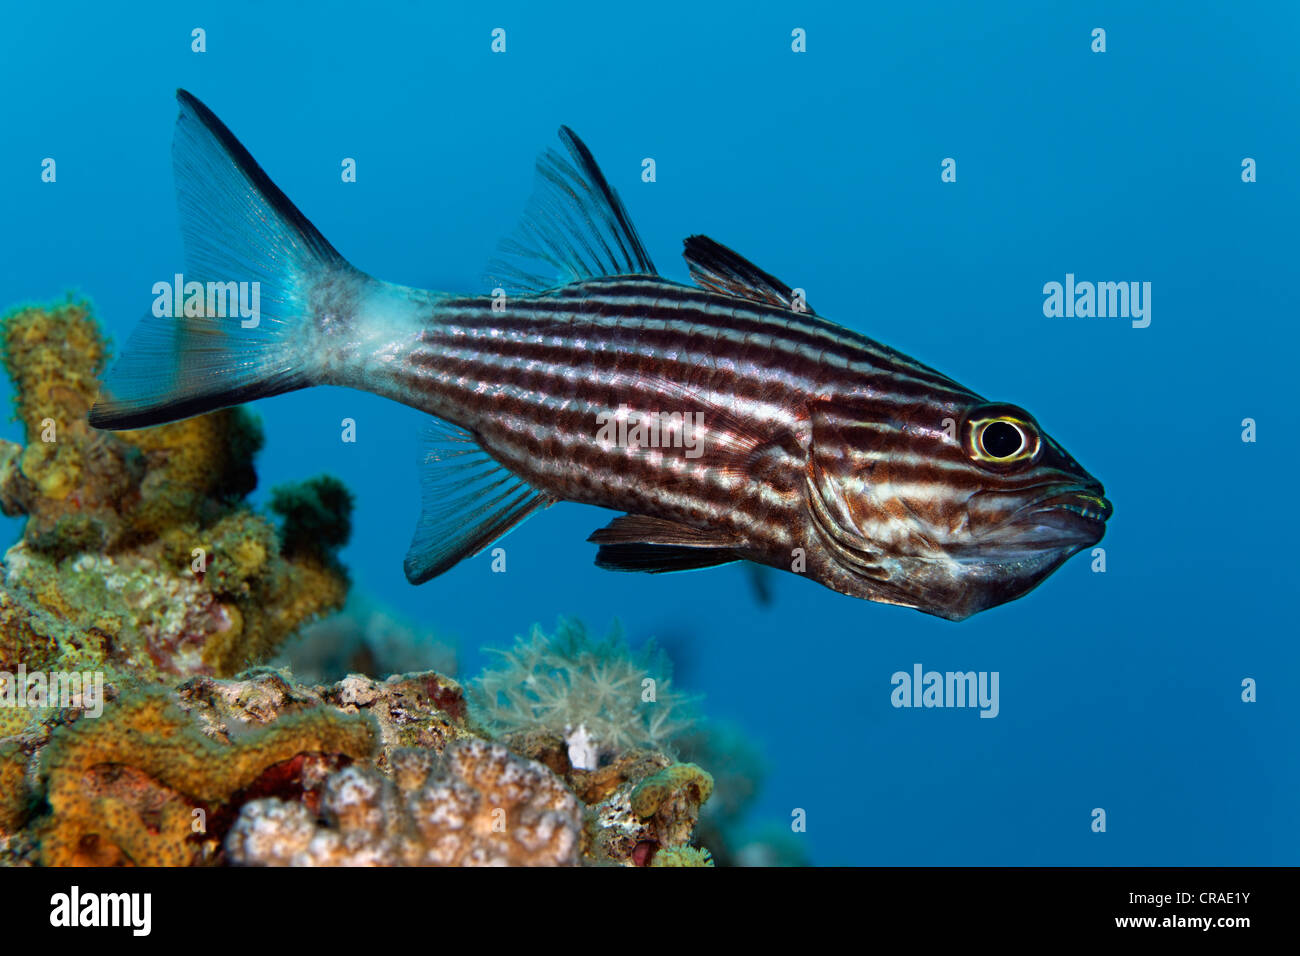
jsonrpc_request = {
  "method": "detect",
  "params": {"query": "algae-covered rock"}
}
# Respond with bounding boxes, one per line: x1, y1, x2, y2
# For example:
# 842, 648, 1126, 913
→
0, 299, 353, 680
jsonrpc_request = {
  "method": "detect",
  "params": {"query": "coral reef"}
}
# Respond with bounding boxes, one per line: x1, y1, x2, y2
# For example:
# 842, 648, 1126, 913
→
1, 644, 717, 867
173, 667, 474, 768
630, 762, 714, 826
14, 661, 717, 869
227, 740, 584, 866
0, 665, 476, 866
2, 647, 718, 869
36, 686, 378, 866
583, 755, 714, 865
211, 665, 716, 867
0, 299, 353, 680
470, 619, 699, 764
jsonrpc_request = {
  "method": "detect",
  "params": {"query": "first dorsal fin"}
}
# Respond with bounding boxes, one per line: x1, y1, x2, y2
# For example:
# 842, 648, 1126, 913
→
488, 127, 657, 293
404, 420, 555, 584
683, 234, 814, 314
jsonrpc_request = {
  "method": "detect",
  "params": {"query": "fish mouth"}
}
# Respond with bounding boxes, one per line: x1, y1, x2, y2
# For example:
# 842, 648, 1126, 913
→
1006, 488, 1113, 550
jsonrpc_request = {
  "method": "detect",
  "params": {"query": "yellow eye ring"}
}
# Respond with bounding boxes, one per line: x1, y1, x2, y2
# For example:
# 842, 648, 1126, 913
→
969, 416, 1040, 463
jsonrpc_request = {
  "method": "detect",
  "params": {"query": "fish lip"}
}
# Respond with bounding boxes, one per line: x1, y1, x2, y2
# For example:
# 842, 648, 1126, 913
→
1027, 488, 1113, 523
1007, 487, 1112, 548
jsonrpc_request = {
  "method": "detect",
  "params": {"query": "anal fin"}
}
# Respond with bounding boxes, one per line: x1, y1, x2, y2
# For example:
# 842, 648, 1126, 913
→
405, 421, 554, 584
588, 514, 743, 574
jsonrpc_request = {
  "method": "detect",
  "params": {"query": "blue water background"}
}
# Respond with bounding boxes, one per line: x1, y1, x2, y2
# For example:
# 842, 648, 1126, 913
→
2, 1, 1296, 864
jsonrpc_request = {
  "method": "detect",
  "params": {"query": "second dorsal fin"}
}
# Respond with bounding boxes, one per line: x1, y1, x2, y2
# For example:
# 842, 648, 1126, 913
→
489, 127, 657, 293
683, 234, 814, 313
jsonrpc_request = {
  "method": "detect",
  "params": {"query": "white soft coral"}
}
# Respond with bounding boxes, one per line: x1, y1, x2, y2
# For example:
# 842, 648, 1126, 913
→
470, 619, 698, 762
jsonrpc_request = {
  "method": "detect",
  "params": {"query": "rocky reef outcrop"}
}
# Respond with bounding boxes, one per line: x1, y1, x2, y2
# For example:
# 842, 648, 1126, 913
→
0, 299, 352, 684
2, 665, 714, 867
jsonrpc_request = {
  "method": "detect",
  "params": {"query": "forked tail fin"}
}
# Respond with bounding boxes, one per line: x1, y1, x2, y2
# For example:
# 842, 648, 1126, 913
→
90, 89, 356, 430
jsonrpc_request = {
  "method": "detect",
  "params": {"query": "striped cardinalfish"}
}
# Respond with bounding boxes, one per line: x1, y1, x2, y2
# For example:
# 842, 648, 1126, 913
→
90, 90, 1111, 621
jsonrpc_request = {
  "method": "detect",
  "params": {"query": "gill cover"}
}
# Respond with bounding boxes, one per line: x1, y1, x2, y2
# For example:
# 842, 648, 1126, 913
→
806, 401, 889, 581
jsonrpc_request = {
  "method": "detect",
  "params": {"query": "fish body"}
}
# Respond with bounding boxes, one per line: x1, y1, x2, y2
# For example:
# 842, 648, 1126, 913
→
90, 90, 1111, 620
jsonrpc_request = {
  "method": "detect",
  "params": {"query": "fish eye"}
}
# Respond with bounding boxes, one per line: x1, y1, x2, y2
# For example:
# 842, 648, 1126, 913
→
981, 421, 1024, 458
968, 413, 1041, 465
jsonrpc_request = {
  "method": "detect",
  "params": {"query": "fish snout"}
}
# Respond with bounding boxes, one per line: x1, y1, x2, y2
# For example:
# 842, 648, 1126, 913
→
1011, 484, 1112, 549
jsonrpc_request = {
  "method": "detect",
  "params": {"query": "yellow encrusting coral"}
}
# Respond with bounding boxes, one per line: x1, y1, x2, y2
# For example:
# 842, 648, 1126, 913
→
0, 740, 31, 832
631, 762, 715, 821
37, 687, 378, 866
118, 407, 262, 542
2, 298, 130, 555
1, 299, 105, 417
